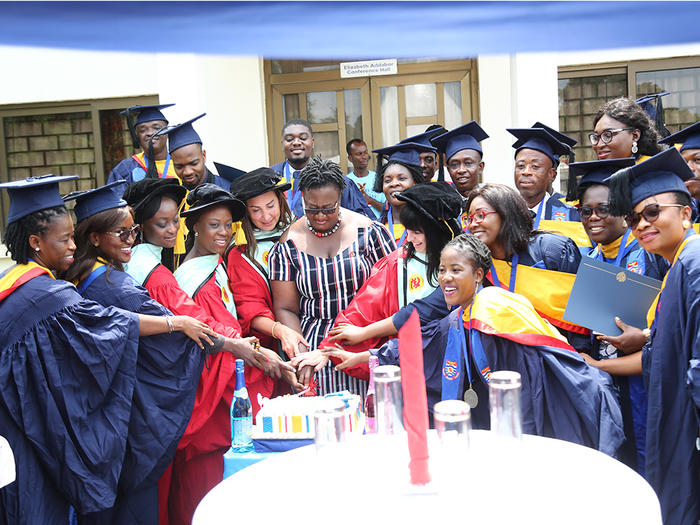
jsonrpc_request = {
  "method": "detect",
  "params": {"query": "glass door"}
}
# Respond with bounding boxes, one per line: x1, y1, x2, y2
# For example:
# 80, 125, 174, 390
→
270, 79, 371, 173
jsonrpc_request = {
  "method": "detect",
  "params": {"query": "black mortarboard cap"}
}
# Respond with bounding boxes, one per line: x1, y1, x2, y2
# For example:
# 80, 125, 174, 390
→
0, 174, 78, 225
372, 142, 433, 169
156, 113, 206, 154
607, 148, 692, 216
635, 93, 670, 138
658, 121, 700, 152
400, 129, 444, 150
180, 183, 245, 222
121, 104, 174, 149
508, 127, 570, 167
396, 181, 464, 238
123, 178, 186, 222
570, 157, 636, 201
213, 162, 248, 184
64, 181, 128, 223
430, 121, 489, 161
228, 166, 292, 203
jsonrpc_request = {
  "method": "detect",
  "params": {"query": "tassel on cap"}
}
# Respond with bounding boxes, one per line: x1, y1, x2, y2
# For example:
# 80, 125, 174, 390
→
607, 166, 635, 217
124, 107, 140, 150
146, 136, 158, 179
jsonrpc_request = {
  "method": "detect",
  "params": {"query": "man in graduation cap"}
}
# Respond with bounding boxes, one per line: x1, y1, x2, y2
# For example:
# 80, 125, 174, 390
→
659, 121, 700, 201
155, 113, 231, 191
107, 104, 178, 185
606, 148, 699, 525
509, 127, 581, 225
431, 121, 488, 208
270, 118, 374, 219
399, 127, 445, 182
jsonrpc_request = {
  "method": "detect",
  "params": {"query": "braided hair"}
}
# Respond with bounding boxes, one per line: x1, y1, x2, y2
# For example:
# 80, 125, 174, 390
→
3, 205, 69, 265
593, 97, 663, 157
443, 233, 492, 276
298, 156, 346, 193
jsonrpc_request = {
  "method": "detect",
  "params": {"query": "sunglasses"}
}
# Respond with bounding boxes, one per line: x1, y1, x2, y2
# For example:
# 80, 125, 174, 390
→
579, 204, 612, 220
304, 201, 338, 216
105, 224, 141, 243
466, 210, 497, 226
625, 203, 684, 229
588, 128, 635, 146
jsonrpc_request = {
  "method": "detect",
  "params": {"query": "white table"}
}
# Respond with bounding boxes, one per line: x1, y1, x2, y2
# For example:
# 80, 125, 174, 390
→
193, 431, 661, 525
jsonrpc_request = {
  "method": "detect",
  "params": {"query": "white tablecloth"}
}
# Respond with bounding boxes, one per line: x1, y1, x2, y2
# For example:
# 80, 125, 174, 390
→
193, 431, 661, 525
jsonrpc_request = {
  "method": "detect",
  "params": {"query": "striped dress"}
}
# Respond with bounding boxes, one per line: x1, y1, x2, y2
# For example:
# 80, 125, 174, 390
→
269, 222, 395, 397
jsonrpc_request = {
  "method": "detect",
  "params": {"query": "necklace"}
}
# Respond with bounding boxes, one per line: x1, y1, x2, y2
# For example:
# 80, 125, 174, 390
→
306, 213, 342, 238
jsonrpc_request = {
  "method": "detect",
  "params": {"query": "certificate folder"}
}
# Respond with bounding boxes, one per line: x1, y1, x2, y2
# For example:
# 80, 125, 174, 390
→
563, 257, 662, 336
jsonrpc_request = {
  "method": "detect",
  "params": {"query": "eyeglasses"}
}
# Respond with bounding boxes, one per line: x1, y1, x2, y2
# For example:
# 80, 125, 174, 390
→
105, 224, 141, 243
466, 210, 497, 226
588, 128, 635, 146
304, 201, 338, 216
579, 204, 612, 220
625, 203, 684, 229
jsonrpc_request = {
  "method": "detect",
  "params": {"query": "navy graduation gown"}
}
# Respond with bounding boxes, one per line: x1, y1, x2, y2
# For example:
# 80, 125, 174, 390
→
378, 308, 624, 456
0, 274, 141, 524
544, 191, 580, 221
270, 161, 375, 219
78, 267, 203, 524
643, 238, 700, 525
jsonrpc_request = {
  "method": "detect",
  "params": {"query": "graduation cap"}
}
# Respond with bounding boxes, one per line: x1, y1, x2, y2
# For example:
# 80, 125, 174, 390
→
635, 92, 670, 138
607, 148, 692, 216
396, 181, 464, 238
121, 104, 174, 149
228, 166, 291, 203
372, 141, 433, 169
213, 162, 247, 184
154, 113, 206, 154
63, 181, 128, 223
122, 178, 187, 223
430, 121, 489, 162
658, 121, 700, 151
0, 174, 78, 225
570, 157, 636, 201
508, 127, 570, 168
180, 183, 245, 222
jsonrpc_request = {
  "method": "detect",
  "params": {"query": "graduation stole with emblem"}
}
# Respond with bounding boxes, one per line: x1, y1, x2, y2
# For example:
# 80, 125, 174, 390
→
131, 151, 173, 180
0, 261, 52, 303
486, 258, 588, 334
646, 231, 699, 329
175, 253, 237, 318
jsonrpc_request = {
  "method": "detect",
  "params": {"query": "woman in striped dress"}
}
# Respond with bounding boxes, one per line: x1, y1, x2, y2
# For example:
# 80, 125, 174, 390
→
269, 156, 395, 396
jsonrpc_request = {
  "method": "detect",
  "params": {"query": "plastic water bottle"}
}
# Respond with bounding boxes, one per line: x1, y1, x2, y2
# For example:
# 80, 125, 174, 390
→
364, 355, 378, 433
230, 359, 253, 452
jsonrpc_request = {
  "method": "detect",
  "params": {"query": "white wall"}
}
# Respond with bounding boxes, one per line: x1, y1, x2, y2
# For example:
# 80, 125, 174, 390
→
0, 46, 269, 169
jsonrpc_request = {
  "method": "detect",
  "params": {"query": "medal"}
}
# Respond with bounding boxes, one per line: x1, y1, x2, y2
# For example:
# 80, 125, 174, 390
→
463, 386, 478, 408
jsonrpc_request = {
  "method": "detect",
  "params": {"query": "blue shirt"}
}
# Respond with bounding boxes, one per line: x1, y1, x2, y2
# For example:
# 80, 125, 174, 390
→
347, 170, 385, 218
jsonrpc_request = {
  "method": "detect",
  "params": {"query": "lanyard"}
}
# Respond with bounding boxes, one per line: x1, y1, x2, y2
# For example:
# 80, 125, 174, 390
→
77, 264, 107, 294
533, 197, 546, 229
387, 206, 407, 247
594, 229, 631, 267
489, 253, 519, 292
144, 152, 171, 179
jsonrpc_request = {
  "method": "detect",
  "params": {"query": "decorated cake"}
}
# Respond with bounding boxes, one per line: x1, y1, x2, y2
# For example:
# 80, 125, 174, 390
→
253, 391, 364, 439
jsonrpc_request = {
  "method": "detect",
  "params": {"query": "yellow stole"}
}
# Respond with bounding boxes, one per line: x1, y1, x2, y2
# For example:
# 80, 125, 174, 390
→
0, 262, 52, 303
538, 219, 592, 249
488, 259, 586, 334
646, 233, 700, 328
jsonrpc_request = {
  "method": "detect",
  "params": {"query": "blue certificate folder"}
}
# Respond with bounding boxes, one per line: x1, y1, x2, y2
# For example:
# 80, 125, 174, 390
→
563, 257, 662, 336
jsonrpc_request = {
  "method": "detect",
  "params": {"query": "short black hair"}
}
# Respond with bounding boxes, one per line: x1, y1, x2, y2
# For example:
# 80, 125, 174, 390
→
298, 155, 346, 193
282, 118, 313, 136
465, 183, 533, 261
346, 138, 365, 155
674, 191, 691, 207
3, 205, 69, 265
443, 233, 492, 275
373, 160, 424, 194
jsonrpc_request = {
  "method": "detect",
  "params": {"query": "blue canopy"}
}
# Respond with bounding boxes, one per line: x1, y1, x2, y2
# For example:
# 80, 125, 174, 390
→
0, 2, 697, 56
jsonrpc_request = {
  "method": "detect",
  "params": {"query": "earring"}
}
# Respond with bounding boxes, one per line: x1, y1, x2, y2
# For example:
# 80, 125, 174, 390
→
622, 219, 628, 228
194, 232, 199, 237
682, 219, 691, 229
34, 247, 40, 252
632, 141, 639, 154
